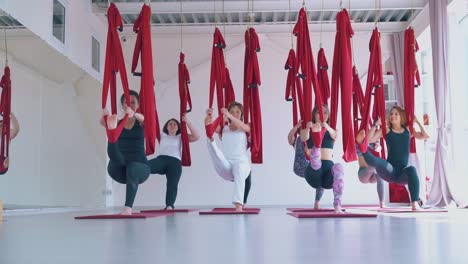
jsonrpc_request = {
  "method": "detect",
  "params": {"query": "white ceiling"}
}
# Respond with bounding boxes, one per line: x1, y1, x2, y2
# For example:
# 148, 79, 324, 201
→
91, 0, 427, 34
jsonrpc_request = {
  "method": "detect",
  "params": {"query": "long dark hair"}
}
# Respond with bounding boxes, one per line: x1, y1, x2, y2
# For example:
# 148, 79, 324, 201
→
120, 90, 140, 106
163, 118, 181, 135
312, 104, 330, 124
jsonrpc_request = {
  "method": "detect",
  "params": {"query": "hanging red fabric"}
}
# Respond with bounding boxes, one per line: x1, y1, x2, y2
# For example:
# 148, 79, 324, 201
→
0, 66, 11, 174
403, 27, 420, 153
284, 49, 304, 128
357, 28, 387, 160
131, 4, 160, 156
206, 27, 228, 139
224, 67, 235, 108
352, 66, 365, 135
293, 8, 324, 127
102, 3, 131, 144
178, 52, 192, 167
317, 48, 331, 106
243, 27, 263, 164
330, 9, 357, 162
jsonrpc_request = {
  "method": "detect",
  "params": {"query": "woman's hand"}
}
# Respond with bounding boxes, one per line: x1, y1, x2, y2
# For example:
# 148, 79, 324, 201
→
125, 107, 135, 117
182, 114, 188, 123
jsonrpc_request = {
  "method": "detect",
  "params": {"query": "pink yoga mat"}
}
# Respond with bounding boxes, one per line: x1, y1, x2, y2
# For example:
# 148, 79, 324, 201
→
75, 212, 174, 219
140, 209, 196, 213
287, 208, 345, 212
372, 208, 448, 213
199, 208, 261, 215
341, 204, 380, 209
288, 212, 377, 218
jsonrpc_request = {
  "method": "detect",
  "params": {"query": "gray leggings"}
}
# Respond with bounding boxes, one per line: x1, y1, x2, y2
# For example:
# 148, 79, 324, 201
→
358, 167, 384, 202
293, 139, 324, 202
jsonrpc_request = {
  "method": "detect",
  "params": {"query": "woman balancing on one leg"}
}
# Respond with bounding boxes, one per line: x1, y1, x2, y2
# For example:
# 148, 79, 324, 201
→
148, 116, 200, 210
357, 131, 385, 208
205, 102, 252, 212
356, 106, 429, 210
0, 112, 19, 174
288, 120, 325, 209
298, 105, 345, 214
101, 90, 150, 215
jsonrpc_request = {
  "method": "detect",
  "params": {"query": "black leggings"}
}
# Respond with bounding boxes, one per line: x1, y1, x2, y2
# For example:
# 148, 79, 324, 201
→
107, 143, 150, 208
244, 173, 252, 204
148, 155, 183, 208
304, 160, 334, 189
362, 151, 420, 202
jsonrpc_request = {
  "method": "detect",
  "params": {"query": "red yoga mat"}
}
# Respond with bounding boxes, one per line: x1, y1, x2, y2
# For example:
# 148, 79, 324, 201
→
75, 212, 174, 219
140, 209, 196, 213
341, 204, 380, 209
371, 208, 448, 213
286, 208, 345, 213
288, 212, 377, 218
199, 208, 261, 215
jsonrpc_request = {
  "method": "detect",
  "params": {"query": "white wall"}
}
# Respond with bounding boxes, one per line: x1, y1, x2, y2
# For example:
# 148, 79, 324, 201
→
0, 0, 107, 82
111, 31, 394, 207
0, 52, 106, 207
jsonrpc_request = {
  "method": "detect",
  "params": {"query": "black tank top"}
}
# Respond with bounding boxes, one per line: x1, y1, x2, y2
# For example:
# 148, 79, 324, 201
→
117, 120, 147, 163
386, 128, 410, 169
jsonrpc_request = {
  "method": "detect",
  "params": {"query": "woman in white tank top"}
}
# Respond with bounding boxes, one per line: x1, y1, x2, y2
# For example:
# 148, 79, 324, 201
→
148, 115, 200, 209
205, 102, 252, 212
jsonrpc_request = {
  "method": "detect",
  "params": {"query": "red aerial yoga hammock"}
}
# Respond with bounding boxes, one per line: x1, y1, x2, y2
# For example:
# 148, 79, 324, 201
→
243, 27, 263, 164
317, 48, 331, 106
206, 27, 230, 138
284, 49, 304, 129
0, 66, 11, 174
403, 27, 421, 153
357, 27, 387, 159
102, 3, 131, 144
330, 9, 356, 162
178, 52, 192, 166
293, 8, 324, 128
131, 3, 160, 156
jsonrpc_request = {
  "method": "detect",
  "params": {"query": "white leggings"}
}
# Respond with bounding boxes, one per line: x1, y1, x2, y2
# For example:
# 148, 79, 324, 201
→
206, 139, 251, 205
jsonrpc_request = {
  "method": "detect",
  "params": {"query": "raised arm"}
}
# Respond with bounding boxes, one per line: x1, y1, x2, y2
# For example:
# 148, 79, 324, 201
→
412, 116, 430, 140
221, 108, 251, 133
182, 114, 200, 142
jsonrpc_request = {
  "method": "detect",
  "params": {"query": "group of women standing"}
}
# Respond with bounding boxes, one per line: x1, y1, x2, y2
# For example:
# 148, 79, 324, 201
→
102, 90, 429, 215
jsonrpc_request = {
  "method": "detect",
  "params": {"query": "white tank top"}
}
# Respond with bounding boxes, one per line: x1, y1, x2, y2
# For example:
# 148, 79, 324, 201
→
221, 126, 248, 161
158, 133, 182, 160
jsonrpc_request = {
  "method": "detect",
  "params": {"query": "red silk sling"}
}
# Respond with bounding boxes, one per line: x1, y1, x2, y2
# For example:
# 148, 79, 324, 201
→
403, 27, 421, 153
178, 52, 192, 166
243, 27, 263, 164
330, 9, 357, 162
132, 4, 160, 156
102, 3, 131, 144
0, 66, 11, 174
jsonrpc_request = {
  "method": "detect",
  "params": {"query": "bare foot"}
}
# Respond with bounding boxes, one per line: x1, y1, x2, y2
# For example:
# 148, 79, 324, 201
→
356, 130, 366, 144
411, 201, 419, 211
379, 201, 384, 208
334, 204, 344, 214
234, 203, 243, 212
314, 201, 320, 210
120, 206, 132, 215
107, 114, 118, 130
164, 206, 174, 210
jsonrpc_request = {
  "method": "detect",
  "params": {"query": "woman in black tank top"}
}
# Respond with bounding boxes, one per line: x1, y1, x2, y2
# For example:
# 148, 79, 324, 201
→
101, 90, 150, 215
356, 106, 429, 210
